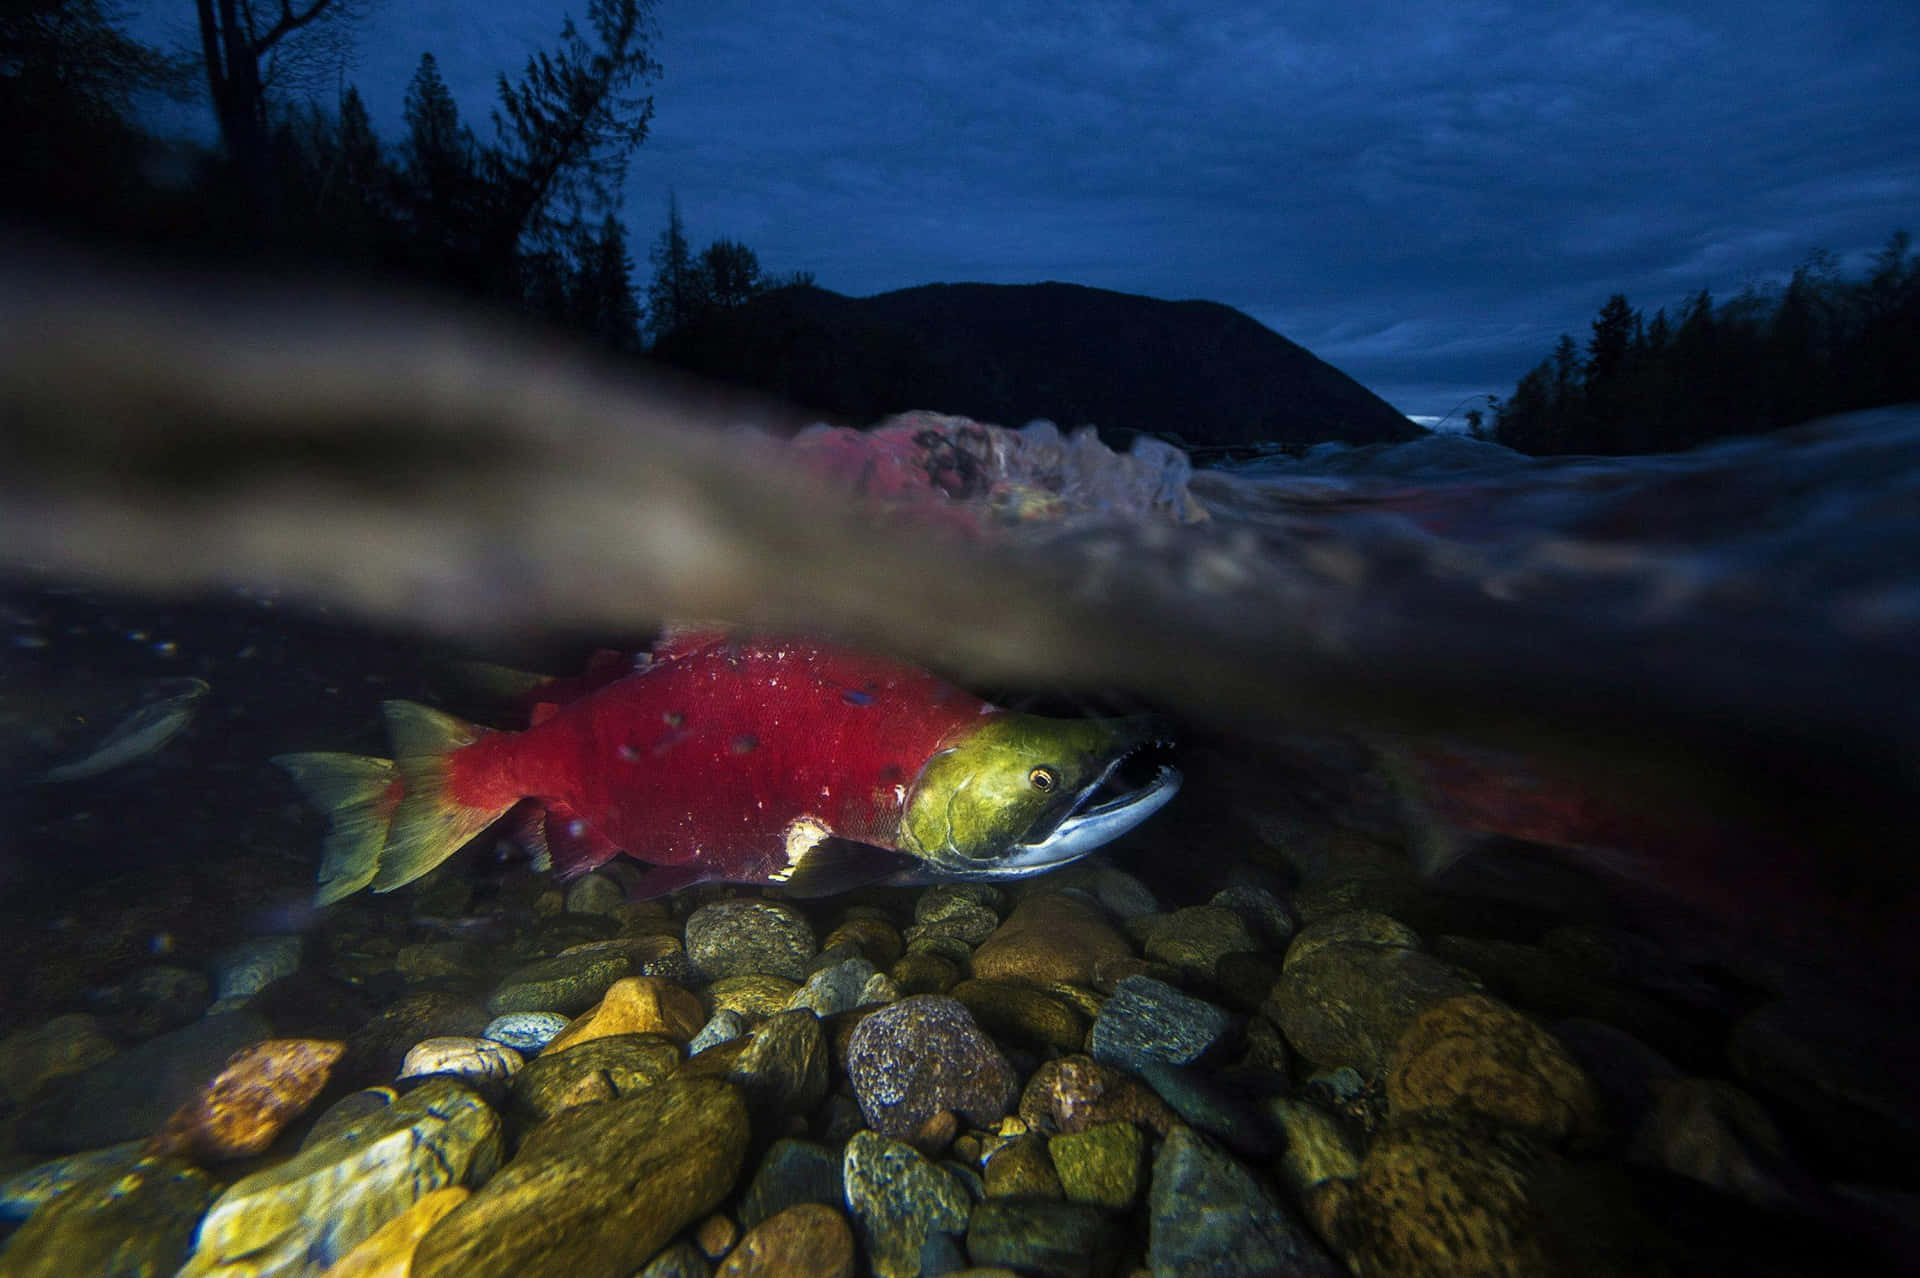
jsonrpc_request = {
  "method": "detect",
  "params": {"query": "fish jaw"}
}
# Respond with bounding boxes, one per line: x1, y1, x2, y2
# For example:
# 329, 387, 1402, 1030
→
997, 756, 1182, 873
901, 712, 1180, 879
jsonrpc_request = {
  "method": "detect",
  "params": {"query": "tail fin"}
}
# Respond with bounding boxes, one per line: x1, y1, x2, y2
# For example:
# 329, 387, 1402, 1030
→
272, 753, 403, 906
372, 701, 517, 893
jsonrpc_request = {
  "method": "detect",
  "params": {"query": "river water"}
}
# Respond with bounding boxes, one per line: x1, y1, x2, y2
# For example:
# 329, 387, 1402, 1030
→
1, 255, 1916, 1271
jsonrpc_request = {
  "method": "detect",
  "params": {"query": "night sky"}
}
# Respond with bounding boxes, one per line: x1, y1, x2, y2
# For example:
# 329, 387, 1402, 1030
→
143, 1, 1920, 424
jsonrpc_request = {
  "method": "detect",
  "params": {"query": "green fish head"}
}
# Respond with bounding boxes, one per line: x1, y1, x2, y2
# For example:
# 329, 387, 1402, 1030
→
901, 711, 1180, 878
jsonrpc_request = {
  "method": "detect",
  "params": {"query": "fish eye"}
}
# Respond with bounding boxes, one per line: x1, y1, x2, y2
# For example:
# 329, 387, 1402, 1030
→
1028, 766, 1057, 793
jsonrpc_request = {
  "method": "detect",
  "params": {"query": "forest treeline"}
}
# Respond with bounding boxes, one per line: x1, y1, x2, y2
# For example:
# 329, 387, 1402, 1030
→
1491, 236, 1920, 454
0, 0, 784, 353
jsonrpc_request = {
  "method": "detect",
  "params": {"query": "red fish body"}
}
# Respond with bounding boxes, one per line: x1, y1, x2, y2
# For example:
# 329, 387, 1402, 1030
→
278, 633, 1181, 904
453, 638, 991, 883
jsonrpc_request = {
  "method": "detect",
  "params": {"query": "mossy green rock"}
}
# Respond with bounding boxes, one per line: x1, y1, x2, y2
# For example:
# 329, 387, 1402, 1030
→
486, 949, 634, 1016
178, 1079, 501, 1277
1267, 932, 1479, 1077
1049, 1120, 1147, 1209
0, 1155, 212, 1277
966, 1198, 1118, 1278
414, 1076, 750, 1278
984, 1134, 1064, 1200
1138, 905, 1261, 980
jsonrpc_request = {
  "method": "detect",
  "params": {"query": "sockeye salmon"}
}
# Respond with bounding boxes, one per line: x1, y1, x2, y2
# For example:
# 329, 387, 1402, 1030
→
276, 631, 1179, 905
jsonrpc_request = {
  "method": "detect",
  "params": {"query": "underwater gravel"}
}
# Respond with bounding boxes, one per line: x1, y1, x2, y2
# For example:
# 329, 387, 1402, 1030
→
1, 842, 1916, 1278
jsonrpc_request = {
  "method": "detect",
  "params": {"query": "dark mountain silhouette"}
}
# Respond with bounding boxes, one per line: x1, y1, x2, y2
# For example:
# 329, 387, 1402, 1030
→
649, 281, 1421, 449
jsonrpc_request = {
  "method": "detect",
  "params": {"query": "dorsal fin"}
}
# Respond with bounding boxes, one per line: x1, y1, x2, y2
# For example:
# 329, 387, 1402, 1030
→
650, 623, 732, 663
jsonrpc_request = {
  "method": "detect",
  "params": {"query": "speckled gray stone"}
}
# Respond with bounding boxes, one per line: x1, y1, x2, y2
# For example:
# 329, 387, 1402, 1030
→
786, 956, 881, 1017
1089, 975, 1234, 1073
482, 1011, 571, 1055
1147, 1126, 1341, 1277
208, 935, 303, 1013
685, 899, 817, 981
737, 1137, 843, 1230
688, 1008, 747, 1056
846, 996, 1018, 1140
486, 948, 633, 1016
843, 1131, 973, 1278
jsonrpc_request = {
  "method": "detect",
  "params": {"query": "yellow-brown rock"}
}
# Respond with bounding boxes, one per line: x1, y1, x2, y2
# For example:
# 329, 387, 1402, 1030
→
696, 1211, 740, 1259
949, 979, 1088, 1053
822, 916, 905, 970
0, 1013, 117, 1105
716, 1202, 856, 1278
705, 974, 801, 1021
970, 894, 1133, 989
1325, 1116, 1561, 1277
983, 1134, 1064, 1200
146, 1037, 345, 1161
1017, 1055, 1176, 1136
1387, 994, 1603, 1149
319, 1186, 469, 1278
545, 976, 706, 1052
1628, 1077, 1796, 1206
413, 1077, 750, 1278
887, 950, 959, 995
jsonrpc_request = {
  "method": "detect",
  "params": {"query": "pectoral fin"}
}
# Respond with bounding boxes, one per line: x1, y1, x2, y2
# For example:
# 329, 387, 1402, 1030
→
771, 839, 920, 898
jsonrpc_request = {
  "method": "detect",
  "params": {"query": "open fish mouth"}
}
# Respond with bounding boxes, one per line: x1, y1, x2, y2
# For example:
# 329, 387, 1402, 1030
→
1003, 738, 1182, 872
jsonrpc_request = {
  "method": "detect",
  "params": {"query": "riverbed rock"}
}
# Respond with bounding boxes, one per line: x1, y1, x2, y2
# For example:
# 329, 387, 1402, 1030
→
1147, 1126, 1341, 1277
1136, 905, 1261, 981
786, 956, 881, 1017
681, 1008, 829, 1120
842, 1130, 973, 1278
1088, 975, 1234, 1072
508, 1032, 681, 1128
706, 973, 803, 1020
412, 1077, 749, 1278
0, 1141, 144, 1223
1386, 993, 1603, 1149
685, 900, 817, 981
737, 1137, 843, 1230
821, 916, 904, 970
0, 1012, 116, 1105
950, 978, 1088, 1053
485, 948, 633, 1017
13, 1010, 272, 1153
317, 1185, 469, 1278
544, 975, 706, 1051
1019, 1055, 1177, 1137
1267, 919, 1479, 1077
396, 1036, 524, 1089
209, 935, 304, 1013
0, 1155, 213, 1277
147, 1036, 346, 1161
479, 1011, 570, 1055
1049, 1120, 1147, 1209
970, 894, 1133, 989
846, 995, 1018, 1140
178, 1079, 501, 1277
717, 1202, 855, 1278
